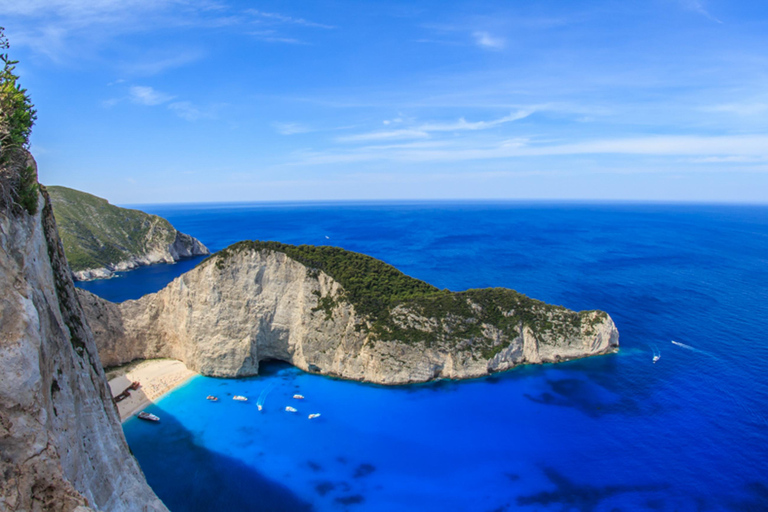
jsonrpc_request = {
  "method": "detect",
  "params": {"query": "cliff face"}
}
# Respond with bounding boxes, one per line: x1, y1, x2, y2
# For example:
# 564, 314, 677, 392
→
81, 244, 619, 385
46, 186, 208, 281
0, 161, 167, 510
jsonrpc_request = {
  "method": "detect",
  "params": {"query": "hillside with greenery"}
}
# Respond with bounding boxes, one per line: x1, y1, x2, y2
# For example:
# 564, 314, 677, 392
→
48, 186, 189, 273
210, 241, 606, 349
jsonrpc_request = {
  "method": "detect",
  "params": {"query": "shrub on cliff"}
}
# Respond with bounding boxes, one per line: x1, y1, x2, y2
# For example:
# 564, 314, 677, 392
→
0, 27, 38, 214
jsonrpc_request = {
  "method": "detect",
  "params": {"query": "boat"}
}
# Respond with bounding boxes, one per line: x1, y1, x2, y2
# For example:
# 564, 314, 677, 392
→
257, 404, 263, 411
137, 411, 159, 422
308, 413, 321, 420
653, 355, 660, 364
233, 395, 248, 402
293, 394, 305, 399
285, 406, 297, 413
206, 395, 218, 401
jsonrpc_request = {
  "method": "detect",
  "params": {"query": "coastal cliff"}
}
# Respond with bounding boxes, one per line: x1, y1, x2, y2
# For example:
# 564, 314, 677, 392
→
81, 241, 619, 385
0, 157, 167, 511
47, 186, 208, 281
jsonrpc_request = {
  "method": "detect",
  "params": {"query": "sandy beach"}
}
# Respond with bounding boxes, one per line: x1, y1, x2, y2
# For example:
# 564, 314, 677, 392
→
107, 359, 197, 422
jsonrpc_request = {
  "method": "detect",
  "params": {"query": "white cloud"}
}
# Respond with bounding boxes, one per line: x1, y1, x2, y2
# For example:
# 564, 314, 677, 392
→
338, 110, 533, 143
273, 122, 312, 135
338, 130, 430, 143
299, 134, 768, 166
472, 31, 505, 50
245, 9, 335, 29
679, 0, 722, 23
168, 101, 203, 121
129, 85, 173, 106
248, 30, 306, 45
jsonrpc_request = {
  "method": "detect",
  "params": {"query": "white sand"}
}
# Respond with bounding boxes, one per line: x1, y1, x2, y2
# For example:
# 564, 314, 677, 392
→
107, 359, 197, 422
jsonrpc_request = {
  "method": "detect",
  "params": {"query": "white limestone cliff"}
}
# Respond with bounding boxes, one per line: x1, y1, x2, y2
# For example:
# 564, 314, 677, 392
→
0, 164, 167, 511
81, 246, 619, 385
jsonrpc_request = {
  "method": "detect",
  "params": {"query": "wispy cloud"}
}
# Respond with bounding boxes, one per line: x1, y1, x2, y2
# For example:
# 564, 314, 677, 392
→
248, 30, 306, 45
338, 110, 533, 142
472, 31, 505, 49
118, 49, 206, 76
679, 0, 723, 23
298, 134, 768, 166
245, 9, 335, 29
129, 85, 174, 105
273, 122, 312, 135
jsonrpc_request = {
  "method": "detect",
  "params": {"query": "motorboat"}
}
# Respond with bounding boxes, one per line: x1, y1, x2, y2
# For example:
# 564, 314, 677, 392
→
137, 411, 159, 422
293, 394, 305, 399
285, 406, 297, 413
233, 395, 248, 402
257, 404, 263, 411
308, 413, 321, 420
206, 395, 218, 401
653, 355, 660, 363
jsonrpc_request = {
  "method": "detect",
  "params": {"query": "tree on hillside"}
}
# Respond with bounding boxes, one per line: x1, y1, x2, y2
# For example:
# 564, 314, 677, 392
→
0, 27, 38, 214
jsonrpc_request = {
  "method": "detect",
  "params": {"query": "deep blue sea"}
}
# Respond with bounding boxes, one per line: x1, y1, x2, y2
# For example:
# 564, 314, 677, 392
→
78, 202, 768, 511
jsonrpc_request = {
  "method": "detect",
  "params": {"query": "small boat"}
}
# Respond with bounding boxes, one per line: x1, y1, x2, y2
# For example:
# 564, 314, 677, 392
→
308, 413, 321, 420
293, 394, 305, 399
206, 395, 218, 401
257, 404, 263, 411
233, 395, 248, 402
137, 411, 160, 422
285, 406, 297, 413
653, 355, 660, 364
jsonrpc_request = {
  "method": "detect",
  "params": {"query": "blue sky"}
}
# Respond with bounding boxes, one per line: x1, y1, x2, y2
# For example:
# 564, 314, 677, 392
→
3, 0, 768, 203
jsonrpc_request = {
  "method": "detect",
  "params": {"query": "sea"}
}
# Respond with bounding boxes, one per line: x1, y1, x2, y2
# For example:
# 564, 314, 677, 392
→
76, 202, 768, 512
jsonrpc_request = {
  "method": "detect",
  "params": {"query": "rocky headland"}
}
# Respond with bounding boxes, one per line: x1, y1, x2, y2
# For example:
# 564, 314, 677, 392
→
0, 156, 167, 511
81, 241, 619, 385
47, 186, 208, 281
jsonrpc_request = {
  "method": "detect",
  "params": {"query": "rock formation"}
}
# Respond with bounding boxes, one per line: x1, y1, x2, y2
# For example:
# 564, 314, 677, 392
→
47, 186, 208, 281
81, 241, 619, 385
0, 156, 167, 511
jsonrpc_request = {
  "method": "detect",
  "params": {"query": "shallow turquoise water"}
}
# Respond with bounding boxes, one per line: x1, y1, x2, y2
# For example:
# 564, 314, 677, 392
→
102, 202, 768, 511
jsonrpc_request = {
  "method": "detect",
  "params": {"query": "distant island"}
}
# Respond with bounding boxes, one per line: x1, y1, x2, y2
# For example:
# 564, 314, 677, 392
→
81, 241, 619, 385
47, 185, 209, 281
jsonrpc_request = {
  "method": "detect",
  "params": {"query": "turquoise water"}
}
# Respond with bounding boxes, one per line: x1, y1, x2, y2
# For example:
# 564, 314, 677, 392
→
88, 202, 768, 511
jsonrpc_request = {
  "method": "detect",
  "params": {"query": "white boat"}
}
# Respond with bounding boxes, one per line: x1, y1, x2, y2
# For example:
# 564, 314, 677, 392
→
206, 395, 218, 401
293, 394, 305, 399
257, 404, 263, 411
137, 411, 160, 422
285, 406, 297, 413
308, 413, 321, 420
233, 395, 248, 402
653, 355, 660, 363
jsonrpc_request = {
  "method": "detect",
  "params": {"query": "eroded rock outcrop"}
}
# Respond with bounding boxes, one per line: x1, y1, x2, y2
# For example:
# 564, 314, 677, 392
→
81, 242, 619, 385
0, 158, 167, 511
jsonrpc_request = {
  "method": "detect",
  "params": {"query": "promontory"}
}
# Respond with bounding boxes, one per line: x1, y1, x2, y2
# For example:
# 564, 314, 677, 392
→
47, 185, 209, 281
80, 241, 619, 385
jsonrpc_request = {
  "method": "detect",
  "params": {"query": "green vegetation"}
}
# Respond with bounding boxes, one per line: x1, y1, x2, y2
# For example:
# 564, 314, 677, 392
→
0, 27, 38, 215
210, 241, 605, 349
48, 186, 178, 272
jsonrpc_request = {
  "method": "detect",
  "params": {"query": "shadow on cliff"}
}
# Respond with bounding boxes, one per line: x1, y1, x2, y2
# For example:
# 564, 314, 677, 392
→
124, 405, 313, 512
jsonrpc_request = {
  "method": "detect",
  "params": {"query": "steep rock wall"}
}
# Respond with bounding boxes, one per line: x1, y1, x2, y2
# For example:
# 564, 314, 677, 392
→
0, 169, 167, 511
81, 247, 619, 385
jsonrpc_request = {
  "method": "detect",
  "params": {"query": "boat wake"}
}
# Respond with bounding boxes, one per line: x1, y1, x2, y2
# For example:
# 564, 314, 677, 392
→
671, 340, 715, 358
257, 383, 275, 411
